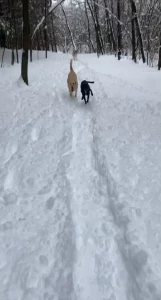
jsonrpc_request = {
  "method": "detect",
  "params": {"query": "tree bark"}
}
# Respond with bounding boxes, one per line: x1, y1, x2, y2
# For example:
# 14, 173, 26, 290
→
117, 0, 122, 58
130, 0, 145, 63
84, 0, 95, 53
87, 0, 104, 56
158, 36, 161, 70
44, 0, 48, 58
1, 47, 6, 68
131, 0, 136, 62
51, 13, 57, 52
21, 0, 30, 85
103, 0, 116, 53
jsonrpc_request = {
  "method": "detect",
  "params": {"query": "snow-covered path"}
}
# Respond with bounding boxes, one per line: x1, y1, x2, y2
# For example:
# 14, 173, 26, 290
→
0, 52, 161, 300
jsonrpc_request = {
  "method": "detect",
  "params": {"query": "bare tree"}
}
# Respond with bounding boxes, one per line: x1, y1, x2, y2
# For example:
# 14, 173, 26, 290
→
130, 0, 146, 63
21, 0, 30, 85
61, 4, 76, 50
117, 0, 122, 56
131, 0, 136, 62
158, 34, 161, 70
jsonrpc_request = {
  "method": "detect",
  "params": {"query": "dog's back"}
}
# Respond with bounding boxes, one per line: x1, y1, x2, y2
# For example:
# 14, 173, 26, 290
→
81, 80, 94, 91
67, 59, 77, 82
67, 60, 78, 96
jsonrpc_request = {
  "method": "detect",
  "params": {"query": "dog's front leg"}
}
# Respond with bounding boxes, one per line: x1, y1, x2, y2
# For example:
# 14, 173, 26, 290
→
86, 92, 90, 103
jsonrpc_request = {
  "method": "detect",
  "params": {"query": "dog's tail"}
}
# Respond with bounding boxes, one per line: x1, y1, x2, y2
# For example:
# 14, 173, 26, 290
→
87, 81, 94, 84
70, 59, 73, 71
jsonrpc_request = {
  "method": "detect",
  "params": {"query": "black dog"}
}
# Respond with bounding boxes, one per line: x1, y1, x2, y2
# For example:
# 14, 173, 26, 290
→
80, 80, 94, 104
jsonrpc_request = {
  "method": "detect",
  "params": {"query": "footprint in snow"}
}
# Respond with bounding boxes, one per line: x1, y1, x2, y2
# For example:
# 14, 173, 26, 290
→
4, 143, 18, 163
3, 190, 17, 206
39, 255, 48, 267
45, 196, 55, 210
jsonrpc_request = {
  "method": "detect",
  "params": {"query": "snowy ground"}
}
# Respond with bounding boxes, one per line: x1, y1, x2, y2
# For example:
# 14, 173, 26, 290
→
0, 50, 161, 300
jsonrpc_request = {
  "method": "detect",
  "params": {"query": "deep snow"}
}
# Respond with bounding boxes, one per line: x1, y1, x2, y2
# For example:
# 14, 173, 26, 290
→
0, 50, 161, 300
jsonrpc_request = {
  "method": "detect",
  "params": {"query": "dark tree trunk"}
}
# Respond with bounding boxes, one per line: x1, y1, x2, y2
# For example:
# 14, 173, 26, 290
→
104, 0, 116, 53
87, 0, 104, 56
12, 1, 19, 63
158, 37, 161, 70
30, 44, 32, 62
117, 0, 122, 58
37, 32, 40, 51
21, 0, 30, 85
44, 0, 48, 58
131, 0, 136, 62
130, 0, 145, 63
49, 15, 54, 52
93, 0, 104, 55
30, 35, 32, 62
40, 29, 45, 50
10, 0, 14, 65
84, 0, 95, 53
104, 0, 111, 51
53, 28, 57, 52
51, 14, 57, 52
11, 49, 15, 65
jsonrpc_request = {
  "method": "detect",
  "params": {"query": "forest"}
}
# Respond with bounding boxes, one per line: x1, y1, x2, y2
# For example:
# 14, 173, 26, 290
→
0, 0, 161, 84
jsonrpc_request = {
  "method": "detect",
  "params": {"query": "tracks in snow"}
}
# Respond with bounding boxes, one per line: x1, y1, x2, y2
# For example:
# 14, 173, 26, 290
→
65, 62, 160, 300
1, 56, 160, 300
66, 108, 127, 299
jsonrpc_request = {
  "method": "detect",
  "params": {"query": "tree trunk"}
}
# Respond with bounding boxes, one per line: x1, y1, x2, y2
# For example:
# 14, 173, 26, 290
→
93, 0, 104, 55
158, 36, 161, 70
30, 45, 32, 62
44, 0, 48, 58
12, 0, 19, 63
117, 0, 122, 58
130, 0, 145, 63
11, 49, 15, 65
131, 0, 136, 62
51, 13, 57, 52
103, 0, 116, 53
61, 4, 76, 50
37, 32, 40, 51
21, 0, 30, 85
1, 47, 6, 68
84, 0, 95, 53
87, 0, 104, 56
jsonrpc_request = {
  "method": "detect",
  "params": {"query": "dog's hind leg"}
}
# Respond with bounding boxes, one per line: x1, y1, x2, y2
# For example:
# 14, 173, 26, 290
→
81, 92, 85, 100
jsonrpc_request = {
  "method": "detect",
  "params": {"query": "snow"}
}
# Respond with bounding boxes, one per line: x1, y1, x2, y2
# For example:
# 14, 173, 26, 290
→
0, 49, 161, 300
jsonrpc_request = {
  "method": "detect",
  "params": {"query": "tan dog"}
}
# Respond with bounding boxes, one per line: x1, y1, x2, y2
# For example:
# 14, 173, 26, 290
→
72, 49, 78, 60
67, 59, 78, 97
